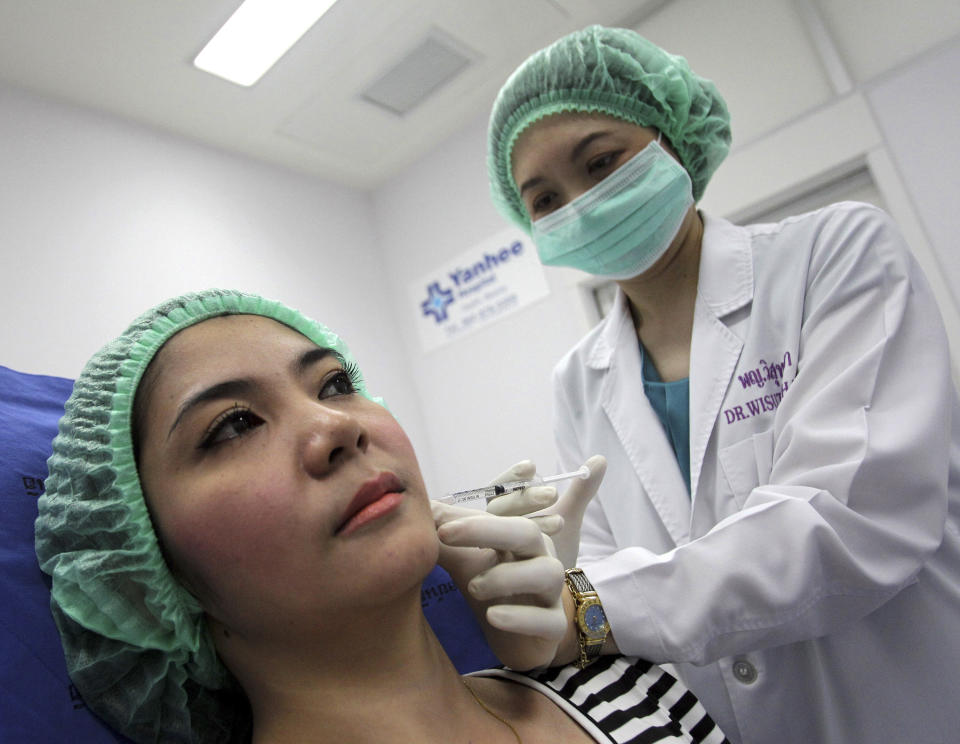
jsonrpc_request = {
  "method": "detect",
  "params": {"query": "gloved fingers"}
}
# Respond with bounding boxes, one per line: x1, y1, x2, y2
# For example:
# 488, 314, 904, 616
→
485, 604, 568, 641
487, 485, 557, 517
435, 541, 499, 584
435, 540, 499, 569
430, 494, 563, 535
488, 459, 537, 486
529, 514, 564, 536
539, 455, 607, 569
551, 455, 607, 522
431, 499, 490, 528
468, 555, 564, 603
436, 513, 548, 558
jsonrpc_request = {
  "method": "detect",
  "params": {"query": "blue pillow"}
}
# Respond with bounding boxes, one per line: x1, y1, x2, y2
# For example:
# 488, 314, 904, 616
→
0, 365, 126, 742
421, 565, 498, 673
0, 364, 495, 741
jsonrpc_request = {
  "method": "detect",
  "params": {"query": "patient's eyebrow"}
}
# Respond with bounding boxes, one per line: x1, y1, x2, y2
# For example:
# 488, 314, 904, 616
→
167, 379, 257, 439
293, 347, 341, 376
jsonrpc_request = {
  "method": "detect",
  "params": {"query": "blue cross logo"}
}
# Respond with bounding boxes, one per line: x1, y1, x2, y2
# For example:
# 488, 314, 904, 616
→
421, 281, 455, 323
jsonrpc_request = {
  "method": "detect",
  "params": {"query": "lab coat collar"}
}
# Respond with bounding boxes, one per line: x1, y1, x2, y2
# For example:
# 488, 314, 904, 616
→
597, 288, 693, 543
585, 271, 693, 543
587, 287, 633, 370
688, 213, 753, 499
696, 212, 754, 319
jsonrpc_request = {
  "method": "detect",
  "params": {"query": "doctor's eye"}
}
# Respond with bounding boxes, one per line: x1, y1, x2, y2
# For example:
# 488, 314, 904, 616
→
530, 191, 558, 216
200, 406, 265, 449
319, 361, 364, 399
587, 151, 622, 178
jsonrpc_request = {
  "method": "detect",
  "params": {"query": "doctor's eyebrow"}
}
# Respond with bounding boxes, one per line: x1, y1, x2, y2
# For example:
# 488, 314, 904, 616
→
166, 347, 343, 439
570, 130, 612, 161
517, 130, 614, 196
518, 175, 544, 196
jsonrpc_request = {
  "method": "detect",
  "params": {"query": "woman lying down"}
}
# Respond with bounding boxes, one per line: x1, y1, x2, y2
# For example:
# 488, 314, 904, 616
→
35, 289, 727, 743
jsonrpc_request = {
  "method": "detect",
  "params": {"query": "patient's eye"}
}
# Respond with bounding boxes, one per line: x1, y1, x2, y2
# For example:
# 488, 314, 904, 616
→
200, 406, 264, 448
319, 361, 364, 399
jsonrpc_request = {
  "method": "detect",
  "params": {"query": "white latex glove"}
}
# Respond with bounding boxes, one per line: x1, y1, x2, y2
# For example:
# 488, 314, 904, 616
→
529, 454, 607, 568
483, 460, 560, 518
433, 499, 567, 670
432, 456, 606, 670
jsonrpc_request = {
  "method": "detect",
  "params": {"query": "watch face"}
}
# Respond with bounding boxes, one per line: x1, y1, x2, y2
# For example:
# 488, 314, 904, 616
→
583, 603, 607, 634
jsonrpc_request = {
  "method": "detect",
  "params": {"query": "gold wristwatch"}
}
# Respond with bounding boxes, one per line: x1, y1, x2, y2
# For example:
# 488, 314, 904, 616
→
564, 568, 610, 669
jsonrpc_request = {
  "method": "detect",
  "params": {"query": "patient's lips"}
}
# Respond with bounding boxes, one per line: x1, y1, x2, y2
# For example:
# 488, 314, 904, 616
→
336, 472, 405, 536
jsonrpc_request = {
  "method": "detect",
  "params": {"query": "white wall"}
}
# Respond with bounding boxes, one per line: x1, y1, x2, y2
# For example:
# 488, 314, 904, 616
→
865, 40, 960, 309
0, 81, 430, 464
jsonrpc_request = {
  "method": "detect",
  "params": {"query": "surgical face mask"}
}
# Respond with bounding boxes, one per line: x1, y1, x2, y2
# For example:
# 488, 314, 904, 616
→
530, 139, 694, 279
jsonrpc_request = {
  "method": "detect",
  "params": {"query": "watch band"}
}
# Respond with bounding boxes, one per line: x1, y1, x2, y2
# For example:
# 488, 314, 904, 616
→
564, 568, 609, 669
565, 567, 596, 596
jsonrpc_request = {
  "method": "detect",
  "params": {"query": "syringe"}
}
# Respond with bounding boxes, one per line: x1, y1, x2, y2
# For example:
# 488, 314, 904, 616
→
436, 465, 590, 510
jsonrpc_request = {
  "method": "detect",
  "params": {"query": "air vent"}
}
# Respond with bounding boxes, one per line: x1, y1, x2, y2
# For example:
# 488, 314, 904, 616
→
360, 31, 474, 116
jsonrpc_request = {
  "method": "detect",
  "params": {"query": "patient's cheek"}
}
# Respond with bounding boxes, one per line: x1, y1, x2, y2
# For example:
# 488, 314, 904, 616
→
379, 414, 420, 462
158, 483, 299, 589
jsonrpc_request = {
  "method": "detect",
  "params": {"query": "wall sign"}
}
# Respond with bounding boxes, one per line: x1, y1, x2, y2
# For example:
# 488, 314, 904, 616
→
409, 228, 549, 352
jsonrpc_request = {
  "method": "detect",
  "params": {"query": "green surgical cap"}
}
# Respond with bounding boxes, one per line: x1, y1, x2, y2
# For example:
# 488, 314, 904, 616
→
488, 25, 732, 230
35, 289, 378, 743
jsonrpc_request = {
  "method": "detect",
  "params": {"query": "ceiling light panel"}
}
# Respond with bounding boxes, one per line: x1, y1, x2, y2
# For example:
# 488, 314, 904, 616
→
194, 0, 339, 87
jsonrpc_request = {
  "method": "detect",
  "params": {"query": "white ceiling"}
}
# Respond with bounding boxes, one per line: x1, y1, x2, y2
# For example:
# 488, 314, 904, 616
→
0, 0, 667, 190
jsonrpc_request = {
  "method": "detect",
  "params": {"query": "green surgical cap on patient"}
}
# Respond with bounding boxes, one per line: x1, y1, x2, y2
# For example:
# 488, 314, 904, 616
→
35, 289, 378, 743
488, 25, 732, 230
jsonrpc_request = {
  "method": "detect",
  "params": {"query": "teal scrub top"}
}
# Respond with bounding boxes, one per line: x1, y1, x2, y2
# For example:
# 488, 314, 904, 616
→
640, 347, 691, 494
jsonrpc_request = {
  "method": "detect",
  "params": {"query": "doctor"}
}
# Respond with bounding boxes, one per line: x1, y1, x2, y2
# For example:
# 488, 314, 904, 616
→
441, 24, 960, 744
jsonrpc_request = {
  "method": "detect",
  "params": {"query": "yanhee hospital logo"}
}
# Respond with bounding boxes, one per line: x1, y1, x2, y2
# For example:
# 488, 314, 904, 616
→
420, 281, 455, 323
420, 240, 525, 325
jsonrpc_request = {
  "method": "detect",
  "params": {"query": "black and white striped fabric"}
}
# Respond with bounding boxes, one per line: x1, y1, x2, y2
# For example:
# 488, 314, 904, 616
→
470, 656, 728, 743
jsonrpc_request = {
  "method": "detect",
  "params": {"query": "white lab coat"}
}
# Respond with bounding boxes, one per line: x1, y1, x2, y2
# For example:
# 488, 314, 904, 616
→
553, 203, 960, 744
